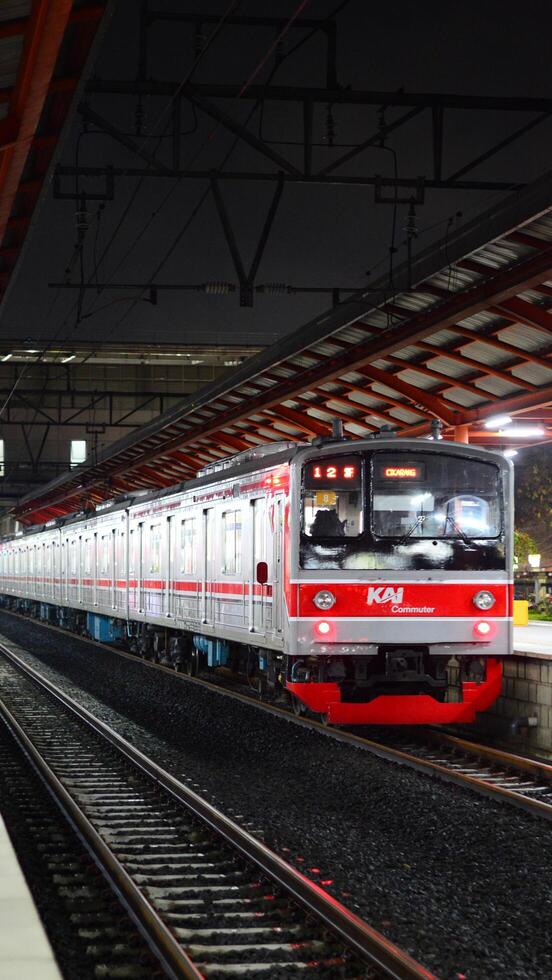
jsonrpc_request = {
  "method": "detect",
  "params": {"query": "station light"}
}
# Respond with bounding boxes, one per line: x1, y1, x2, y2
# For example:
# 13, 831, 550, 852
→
1, 353, 12, 361
503, 448, 518, 458
498, 425, 545, 438
484, 415, 512, 429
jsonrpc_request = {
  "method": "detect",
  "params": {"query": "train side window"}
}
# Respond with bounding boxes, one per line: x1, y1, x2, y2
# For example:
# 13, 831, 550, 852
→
180, 518, 197, 574
100, 534, 110, 574
84, 538, 92, 575
70, 540, 78, 576
150, 524, 161, 574
222, 510, 242, 575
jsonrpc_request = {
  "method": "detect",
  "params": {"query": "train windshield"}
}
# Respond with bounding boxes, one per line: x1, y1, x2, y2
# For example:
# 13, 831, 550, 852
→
300, 450, 505, 571
372, 454, 501, 539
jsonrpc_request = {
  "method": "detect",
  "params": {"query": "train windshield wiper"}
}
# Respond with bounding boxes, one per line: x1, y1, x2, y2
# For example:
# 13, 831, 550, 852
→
443, 515, 484, 549
398, 512, 426, 544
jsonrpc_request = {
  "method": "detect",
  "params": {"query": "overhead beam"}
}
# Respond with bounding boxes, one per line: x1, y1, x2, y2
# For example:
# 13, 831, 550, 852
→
0, 0, 74, 243
56, 163, 519, 193
86, 79, 552, 113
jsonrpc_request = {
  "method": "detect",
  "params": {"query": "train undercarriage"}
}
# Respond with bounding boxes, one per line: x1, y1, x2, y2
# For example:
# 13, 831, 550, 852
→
0, 595, 503, 725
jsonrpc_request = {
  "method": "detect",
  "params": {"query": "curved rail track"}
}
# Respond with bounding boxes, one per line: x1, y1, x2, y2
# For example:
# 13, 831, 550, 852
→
3, 606, 552, 823
0, 640, 435, 980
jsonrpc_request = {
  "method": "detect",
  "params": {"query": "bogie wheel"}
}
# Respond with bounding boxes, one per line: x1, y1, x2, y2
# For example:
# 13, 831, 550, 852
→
185, 651, 198, 676
292, 695, 305, 716
318, 712, 330, 726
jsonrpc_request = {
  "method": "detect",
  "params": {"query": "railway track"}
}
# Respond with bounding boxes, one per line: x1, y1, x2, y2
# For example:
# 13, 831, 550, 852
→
3, 606, 552, 823
0, 640, 434, 980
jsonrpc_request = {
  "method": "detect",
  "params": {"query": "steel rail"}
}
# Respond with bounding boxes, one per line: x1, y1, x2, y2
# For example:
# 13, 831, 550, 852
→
3, 607, 552, 821
0, 695, 202, 980
0, 639, 435, 980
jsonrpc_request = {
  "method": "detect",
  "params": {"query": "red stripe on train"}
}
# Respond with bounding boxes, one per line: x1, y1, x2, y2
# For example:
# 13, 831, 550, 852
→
298, 582, 511, 617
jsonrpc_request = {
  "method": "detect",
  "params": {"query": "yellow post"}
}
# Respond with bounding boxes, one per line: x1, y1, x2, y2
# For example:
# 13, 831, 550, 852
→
513, 600, 529, 626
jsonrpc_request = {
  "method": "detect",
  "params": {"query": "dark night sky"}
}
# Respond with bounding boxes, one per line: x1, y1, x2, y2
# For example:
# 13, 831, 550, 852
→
3, 0, 552, 350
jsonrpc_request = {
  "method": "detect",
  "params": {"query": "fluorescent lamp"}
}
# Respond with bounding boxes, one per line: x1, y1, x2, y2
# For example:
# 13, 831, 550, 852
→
484, 415, 512, 429
503, 448, 518, 458
61, 354, 76, 363
1, 353, 12, 361
498, 425, 545, 438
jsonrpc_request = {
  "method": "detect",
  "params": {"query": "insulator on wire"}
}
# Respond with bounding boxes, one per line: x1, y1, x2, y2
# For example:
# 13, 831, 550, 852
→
134, 97, 146, 136
377, 106, 386, 147
256, 282, 288, 295
203, 281, 234, 295
75, 208, 89, 233
323, 104, 335, 147
405, 199, 418, 240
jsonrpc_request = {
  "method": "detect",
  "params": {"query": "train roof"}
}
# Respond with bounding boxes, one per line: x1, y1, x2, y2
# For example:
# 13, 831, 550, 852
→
1, 435, 511, 543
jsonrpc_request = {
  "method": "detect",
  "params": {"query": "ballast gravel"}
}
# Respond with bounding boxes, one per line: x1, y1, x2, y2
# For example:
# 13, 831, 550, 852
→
0, 611, 550, 980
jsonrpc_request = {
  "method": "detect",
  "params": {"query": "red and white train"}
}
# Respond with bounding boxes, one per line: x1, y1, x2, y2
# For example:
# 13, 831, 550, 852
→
0, 434, 512, 724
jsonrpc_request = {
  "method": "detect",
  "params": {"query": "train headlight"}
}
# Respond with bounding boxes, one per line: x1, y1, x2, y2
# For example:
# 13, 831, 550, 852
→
313, 590, 336, 610
473, 590, 495, 611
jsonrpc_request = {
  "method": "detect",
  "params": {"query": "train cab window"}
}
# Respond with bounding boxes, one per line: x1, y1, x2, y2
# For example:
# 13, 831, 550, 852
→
150, 524, 161, 574
372, 454, 501, 539
180, 518, 197, 574
302, 456, 363, 538
222, 510, 242, 574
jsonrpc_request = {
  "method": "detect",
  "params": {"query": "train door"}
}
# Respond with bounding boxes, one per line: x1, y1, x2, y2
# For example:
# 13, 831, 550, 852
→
60, 537, 66, 603
250, 497, 267, 634
128, 525, 138, 612
272, 496, 284, 634
138, 522, 144, 614
51, 541, 61, 601
93, 532, 98, 606
202, 508, 215, 624
78, 536, 83, 605
111, 528, 117, 609
164, 515, 173, 619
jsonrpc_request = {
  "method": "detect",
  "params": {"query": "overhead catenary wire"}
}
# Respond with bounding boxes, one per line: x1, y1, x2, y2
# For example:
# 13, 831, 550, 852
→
0, 1, 245, 478
43, 0, 245, 345
95, 0, 318, 334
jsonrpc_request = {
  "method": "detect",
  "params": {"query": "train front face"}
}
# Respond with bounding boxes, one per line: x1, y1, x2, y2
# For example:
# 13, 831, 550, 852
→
285, 439, 512, 724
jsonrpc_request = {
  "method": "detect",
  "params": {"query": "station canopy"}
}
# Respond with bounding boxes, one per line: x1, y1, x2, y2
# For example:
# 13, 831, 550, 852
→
14, 167, 552, 525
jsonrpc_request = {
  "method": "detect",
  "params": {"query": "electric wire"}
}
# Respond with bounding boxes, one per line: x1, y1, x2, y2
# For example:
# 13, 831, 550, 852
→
102, 0, 318, 333
0, 1, 244, 477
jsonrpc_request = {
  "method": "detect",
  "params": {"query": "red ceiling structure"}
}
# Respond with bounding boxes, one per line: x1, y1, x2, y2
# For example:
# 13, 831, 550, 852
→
0, 1, 106, 299
13, 161, 552, 525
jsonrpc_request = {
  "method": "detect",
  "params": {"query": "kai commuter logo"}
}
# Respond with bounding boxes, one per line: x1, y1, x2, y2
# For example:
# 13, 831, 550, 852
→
367, 586, 404, 605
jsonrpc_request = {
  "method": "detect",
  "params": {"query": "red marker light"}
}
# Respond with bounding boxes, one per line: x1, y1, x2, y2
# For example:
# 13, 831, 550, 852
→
474, 620, 495, 639
316, 621, 331, 635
